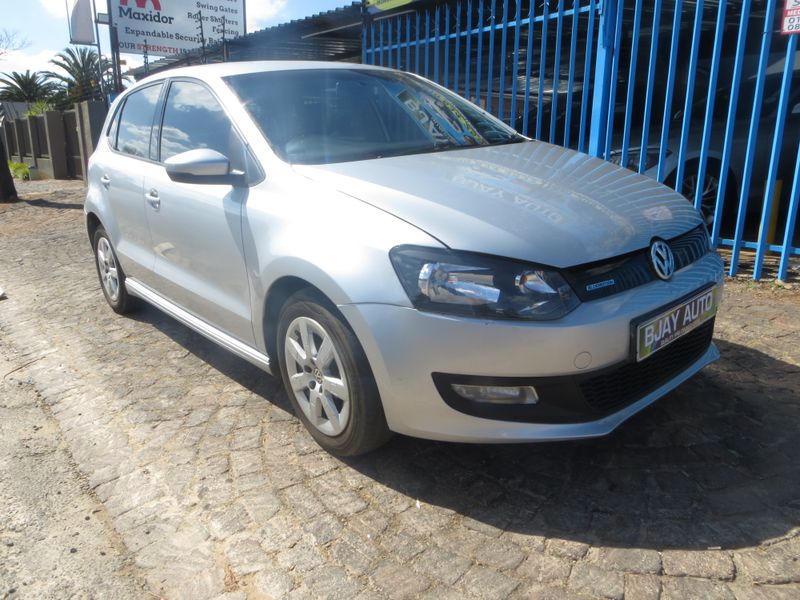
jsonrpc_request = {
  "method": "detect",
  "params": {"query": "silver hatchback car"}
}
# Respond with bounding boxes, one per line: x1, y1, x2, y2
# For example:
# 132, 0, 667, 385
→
86, 62, 723, 455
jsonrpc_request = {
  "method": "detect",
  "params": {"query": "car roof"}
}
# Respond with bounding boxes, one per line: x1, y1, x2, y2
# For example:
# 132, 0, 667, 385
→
136, 60, 388, 85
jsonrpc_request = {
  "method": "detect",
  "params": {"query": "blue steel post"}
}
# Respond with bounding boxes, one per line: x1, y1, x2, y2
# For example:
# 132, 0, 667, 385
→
535, 0, 550, 140
378, 19, 384, 66
638, 0, 662, 173
498, 0, 510, 121
476, 0, 484, 103
778, 141, 800, 281
588, 0, 618, 157
578, 0, 596, 153
601, 0, 623, 158
754, 34, 798, 280
370, 20, 377, 65
674, 0, 705, 192
434, 7, 440, 82
465, 0, 473, 99
510, 0, 522, 126
655, 0, 682, 183
711, 0, 750, 247
550, 0, 565, 144
522, 0, 536, 135
563, 0, 581, 148
362, 12, 368, 64
396, 16, 401, 68
424, 10, 431, 77
455, 2, 462, 94
620, 0, 642, 165
486, 0, 497, 114
406, 15, 411, 70
694, 1, 727, 214
415, 13, 421, 72
444, 4, 450, 88
729, 0, 777, 276
387, 20, 393, 67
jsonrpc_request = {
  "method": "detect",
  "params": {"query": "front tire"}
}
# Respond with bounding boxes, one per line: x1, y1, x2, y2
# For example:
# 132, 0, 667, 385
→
277, 289, 391, 456
93, 226, 137, 314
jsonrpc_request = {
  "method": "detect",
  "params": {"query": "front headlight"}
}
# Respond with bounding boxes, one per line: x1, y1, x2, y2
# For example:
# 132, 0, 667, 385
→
389, 246, 580, 320
609, 148, 668, 172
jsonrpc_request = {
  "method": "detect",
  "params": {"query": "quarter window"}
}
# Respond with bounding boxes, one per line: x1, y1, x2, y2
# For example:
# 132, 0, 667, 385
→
159, 81, 241, 165
116, 83, 163, 159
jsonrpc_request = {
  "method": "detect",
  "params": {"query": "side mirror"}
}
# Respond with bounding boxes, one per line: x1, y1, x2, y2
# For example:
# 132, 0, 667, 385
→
164, 148, 244, 185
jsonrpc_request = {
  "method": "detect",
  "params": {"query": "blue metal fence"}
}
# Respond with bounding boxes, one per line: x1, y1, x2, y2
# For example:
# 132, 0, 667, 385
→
363, 0, 800, 281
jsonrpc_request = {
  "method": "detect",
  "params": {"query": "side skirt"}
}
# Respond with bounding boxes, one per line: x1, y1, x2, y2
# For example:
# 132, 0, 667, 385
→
125, 279, 273, 374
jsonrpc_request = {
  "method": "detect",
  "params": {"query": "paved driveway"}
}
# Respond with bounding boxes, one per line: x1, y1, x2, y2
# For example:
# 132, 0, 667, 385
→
1, 180, 799, 600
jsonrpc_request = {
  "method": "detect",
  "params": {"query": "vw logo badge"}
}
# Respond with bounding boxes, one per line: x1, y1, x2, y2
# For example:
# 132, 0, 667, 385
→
650, 239, 675, 280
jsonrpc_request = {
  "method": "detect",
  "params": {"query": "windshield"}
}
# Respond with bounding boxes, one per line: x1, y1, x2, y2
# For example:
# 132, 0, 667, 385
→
224, 68, 525, 165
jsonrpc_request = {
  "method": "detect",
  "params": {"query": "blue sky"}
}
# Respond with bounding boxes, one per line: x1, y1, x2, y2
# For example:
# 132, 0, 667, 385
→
1, 0, 355, 76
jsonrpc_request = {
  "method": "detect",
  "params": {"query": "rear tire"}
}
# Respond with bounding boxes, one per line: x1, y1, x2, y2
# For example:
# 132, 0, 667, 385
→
277, 289, 391, 456
93, 226, 137, 314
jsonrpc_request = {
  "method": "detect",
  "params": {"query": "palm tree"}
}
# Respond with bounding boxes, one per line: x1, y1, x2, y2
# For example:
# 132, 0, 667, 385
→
46, 47, 112, 103
0, 70, 55, 102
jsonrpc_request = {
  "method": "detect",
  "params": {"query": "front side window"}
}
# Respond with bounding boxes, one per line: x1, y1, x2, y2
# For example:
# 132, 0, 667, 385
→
159, 81, 241, 165
116, 83, 163, 159
224, 69, 524, 165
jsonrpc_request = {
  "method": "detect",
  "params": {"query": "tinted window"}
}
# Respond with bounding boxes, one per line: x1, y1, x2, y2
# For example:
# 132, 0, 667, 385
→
159, 81, 240, 164
225, 69, 524, 165
116, 84, 163, 158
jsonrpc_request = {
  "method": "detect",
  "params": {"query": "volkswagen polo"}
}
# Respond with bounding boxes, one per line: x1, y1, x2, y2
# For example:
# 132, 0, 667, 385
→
85, 62, 723, 455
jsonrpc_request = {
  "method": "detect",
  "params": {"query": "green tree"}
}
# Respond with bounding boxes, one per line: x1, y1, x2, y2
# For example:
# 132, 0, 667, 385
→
46, 47, 112, 103
0, 70, 56, 102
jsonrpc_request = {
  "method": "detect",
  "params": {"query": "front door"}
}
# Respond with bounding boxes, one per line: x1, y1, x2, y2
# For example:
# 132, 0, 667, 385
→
144, 79, 254, 345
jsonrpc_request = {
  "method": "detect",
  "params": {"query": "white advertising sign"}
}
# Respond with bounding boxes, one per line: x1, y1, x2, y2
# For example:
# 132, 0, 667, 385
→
784, 0, 800, 34
114, 0, 246, 57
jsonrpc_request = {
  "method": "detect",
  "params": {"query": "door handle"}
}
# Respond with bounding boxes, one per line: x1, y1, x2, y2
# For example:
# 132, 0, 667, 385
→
100, 175, 111, 188
145, 189, 160, 210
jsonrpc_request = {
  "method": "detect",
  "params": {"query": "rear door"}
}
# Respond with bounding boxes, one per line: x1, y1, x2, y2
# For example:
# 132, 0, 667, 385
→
100, 82, 164, 285
144, 79, 255, 345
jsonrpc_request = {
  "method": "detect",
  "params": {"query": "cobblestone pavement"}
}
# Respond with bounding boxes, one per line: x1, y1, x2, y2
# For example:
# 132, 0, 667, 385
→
1, 180, 799, 600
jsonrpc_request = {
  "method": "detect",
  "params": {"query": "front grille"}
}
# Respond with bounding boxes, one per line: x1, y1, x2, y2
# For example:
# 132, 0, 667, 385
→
566, 225, 711, 301
579, 318, 715, 413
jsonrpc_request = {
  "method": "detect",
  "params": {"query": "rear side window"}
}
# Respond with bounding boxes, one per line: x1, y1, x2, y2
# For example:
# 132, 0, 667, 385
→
115, 83, 163, 159
159, 81, 241, 166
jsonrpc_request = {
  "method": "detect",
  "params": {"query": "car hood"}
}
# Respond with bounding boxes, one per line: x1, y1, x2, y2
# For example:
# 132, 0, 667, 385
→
293, 141, 702, 268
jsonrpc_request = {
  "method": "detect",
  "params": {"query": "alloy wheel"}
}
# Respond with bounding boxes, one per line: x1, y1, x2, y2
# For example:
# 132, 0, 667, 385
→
283, 316, 351, 437
96, 237, 120, 302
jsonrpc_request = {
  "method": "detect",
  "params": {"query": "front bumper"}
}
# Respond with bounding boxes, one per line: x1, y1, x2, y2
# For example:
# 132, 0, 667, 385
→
339, 251, 724, 443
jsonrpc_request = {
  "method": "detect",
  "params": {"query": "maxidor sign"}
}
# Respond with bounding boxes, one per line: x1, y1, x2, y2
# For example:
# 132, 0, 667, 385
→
115, 0, 246, 56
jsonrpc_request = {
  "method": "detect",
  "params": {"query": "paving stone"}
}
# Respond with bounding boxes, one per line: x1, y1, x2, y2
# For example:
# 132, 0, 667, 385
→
662, 550, 735, 580
459, 564, 520, 599
592, 547, 662, 575
546, 539, 591, 561
662, 577, 735, 600
371, 560, 432, 599
515, 552, 572, 584
568, 563, 624, 600
412, 545, 473, 586
253, 567, 295, 598
303, 565, 364, 599
224, 537, 270, 576
207, 503, 249, 540
475, 538, 526, 570
734, 548, 800, 584
276, 540, 325, 573
624, 574, 661, 600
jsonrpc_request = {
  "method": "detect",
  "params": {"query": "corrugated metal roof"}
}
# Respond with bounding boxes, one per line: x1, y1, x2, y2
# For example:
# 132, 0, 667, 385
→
133, 2, 363, 79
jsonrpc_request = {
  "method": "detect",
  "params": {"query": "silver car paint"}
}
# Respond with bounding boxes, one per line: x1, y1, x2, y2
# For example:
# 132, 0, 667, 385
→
294, 142, 703, 268
85, 61, 723, 443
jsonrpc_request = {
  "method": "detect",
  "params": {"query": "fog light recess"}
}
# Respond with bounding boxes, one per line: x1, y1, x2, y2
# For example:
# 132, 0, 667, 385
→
451, 384, 539, 405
